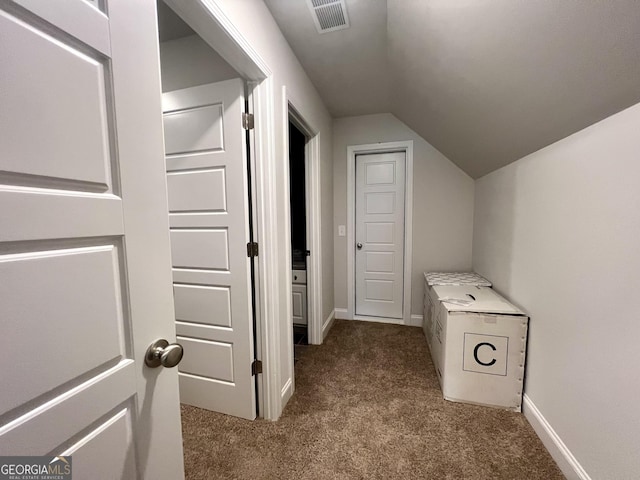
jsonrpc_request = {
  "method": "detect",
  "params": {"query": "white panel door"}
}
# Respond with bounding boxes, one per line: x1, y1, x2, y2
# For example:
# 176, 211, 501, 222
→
0, 1, 184, 478
163, 80, 256, 420
355, 152, 406, 318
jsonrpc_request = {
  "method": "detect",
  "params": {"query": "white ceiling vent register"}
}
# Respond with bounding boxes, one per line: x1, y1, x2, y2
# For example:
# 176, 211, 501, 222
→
306, 0, 350, 34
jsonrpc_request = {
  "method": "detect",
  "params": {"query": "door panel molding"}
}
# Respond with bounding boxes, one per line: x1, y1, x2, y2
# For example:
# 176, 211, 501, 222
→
347, 141, 414, 325
0, 1, 185, 476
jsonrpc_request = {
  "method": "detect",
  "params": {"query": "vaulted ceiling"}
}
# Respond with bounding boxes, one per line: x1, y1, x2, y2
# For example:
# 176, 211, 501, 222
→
264, 0, 640, 178
157, 0, 195, 42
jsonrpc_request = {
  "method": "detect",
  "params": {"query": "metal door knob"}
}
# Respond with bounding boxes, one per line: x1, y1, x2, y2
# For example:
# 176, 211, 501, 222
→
356, 243, 363, 250
145, 339, 184, 368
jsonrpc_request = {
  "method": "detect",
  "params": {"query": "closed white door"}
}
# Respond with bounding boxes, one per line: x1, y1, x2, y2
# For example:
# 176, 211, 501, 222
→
163, 80, 256, 420
355, 152, 406, 318
0, 1, 184, 478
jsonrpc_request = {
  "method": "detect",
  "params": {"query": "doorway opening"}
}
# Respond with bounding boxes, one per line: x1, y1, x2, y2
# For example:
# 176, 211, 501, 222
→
155, 0, 289, 422
157, 0, 313, 423
157, 0, 259, 420
289, 121, 308, 347
285, 101, 323, 355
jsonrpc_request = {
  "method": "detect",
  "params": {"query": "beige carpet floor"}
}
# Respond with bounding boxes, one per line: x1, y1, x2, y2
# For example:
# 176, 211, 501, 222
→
181, 320, 564, 479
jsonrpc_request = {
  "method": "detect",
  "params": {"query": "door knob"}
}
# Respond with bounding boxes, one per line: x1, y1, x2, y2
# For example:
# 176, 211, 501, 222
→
145, 339, 184, 368
356, 243, 363, 250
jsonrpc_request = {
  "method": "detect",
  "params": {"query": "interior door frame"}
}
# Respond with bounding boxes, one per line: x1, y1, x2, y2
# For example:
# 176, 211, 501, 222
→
346, 141, 414, 325
285, 93, 323, 346
163, 0, 282, 420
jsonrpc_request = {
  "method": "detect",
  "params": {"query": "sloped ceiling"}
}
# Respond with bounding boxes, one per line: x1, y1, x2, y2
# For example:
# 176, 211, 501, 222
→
264, 0, 640, 178
157, 1, 195, 41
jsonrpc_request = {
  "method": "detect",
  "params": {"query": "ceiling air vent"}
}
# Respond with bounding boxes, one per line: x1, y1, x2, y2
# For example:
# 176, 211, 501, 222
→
306, 0, 350, 34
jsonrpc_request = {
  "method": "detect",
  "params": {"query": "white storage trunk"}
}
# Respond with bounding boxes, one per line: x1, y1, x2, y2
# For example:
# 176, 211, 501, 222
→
423, 272, 491, 351
431, 285, 528, 411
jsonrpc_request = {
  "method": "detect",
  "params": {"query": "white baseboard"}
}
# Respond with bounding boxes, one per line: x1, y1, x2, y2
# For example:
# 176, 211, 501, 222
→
408, 314, 423, 327
322, 309, 336, 340
523, 394, 591, 480
334, 307, 349, 320
280, 377, 293, 409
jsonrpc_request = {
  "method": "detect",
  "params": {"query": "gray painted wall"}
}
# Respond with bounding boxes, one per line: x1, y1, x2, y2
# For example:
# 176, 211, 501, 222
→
159, 34, 239, 92
333, 114, 474, 316
473, 103, 640, 479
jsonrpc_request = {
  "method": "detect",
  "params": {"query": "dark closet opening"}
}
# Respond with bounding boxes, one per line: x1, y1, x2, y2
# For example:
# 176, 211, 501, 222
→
289, 120, 308, 348
289, 121, 307, 270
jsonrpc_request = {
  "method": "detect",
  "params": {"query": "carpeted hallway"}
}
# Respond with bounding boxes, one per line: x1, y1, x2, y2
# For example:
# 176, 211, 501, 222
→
181, 320, 564, 479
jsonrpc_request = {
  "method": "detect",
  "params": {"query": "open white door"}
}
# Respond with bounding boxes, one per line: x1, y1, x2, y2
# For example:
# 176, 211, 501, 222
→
0, 1, 184, 478
355, 152, 406, 319
162, 79, 257, 420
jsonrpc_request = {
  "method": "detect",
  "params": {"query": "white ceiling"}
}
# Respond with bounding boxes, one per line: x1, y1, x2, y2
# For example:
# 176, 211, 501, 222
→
264, 0, 389, 117
265, 0, 640, 178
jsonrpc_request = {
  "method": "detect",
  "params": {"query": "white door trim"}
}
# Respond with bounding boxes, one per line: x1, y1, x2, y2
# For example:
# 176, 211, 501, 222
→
279, 86, 324, 406
164, 0, 282, 420
287, 96, 323, 347
347, 141, 414, 325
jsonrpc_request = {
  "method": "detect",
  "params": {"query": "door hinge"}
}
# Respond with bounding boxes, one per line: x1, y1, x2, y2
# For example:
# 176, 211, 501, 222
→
247, 242, 259, 257
251, 359, 263, 375
242, 112, 254, 130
